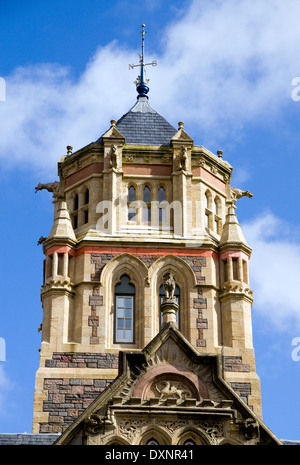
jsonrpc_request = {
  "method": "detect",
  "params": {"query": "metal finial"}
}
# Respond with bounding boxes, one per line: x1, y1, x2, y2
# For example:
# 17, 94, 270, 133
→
66, 145, 73, 155
129, 24, 157, 99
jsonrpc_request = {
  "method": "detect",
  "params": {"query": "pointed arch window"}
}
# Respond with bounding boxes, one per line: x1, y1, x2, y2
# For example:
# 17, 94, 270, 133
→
73, 193, 79, 211
72, 193, 79, 229
204, 191, 211, 229
128, 185, 137, 221
146, 439, 159, 445
84, 188, 89, 205
114, 275, 135, 344
213, 197, 222, 234
159, 283, 180, 329
158, 186, 166, 223
143, 186, 151, 223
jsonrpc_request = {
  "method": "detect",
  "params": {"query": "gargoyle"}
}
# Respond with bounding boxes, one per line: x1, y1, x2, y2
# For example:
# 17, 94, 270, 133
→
35, 181, 60, 197
230, 187, 253, 205
37, 236, 47, 245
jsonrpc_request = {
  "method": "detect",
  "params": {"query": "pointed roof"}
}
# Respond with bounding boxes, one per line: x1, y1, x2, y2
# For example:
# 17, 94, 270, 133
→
219, 202, 251, 253
47, 199, 76, 243
97, 96, 177, 146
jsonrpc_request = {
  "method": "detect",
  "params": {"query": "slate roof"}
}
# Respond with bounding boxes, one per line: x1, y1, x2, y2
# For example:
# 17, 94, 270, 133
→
98, 96, 177, 146
0, 433, 60, 445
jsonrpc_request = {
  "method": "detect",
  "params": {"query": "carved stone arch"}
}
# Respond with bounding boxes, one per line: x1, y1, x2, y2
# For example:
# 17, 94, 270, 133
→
157, 183, 167, 199
138, 426, 172, 446
105, 436, 131, 446
205, 188, 213, 210
126, 180, 138, 193
219, 438, 242, 445
100, 253, 148, 348
77, 183, 90, 204
132, 364, 209, 401
141, 180, 153, 194
174, 425, 211, 445
148, 255, 197, 338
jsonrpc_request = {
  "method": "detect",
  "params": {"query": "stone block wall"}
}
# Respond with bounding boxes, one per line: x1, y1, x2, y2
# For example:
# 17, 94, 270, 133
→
39, 352, 118, 433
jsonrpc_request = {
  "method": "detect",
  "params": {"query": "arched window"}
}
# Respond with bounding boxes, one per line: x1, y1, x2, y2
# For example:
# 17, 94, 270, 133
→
158, 186, 166, 202
143, 186, 151, 223
213, 197, 221, 234
84, 188, 89, 205
73, 193, 79, 211
204, 192, 211, 229
72, 194, 79, 229
128, 186, 136, 221
159, 283, 180, 329
158, 186, 166, 223
183, 439, 196, 445
114, 275, 135, 344
146, 439, 159, 445
83, 189, 89, 224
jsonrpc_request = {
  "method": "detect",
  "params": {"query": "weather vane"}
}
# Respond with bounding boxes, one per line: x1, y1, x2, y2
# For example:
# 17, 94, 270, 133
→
129, 24, 157, 98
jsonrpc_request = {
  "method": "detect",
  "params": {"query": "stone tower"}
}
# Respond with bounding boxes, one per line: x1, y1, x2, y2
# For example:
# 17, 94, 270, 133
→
32, 27, 281, 445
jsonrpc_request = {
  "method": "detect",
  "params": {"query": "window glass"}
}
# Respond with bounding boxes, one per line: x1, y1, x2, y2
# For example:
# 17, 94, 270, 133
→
84, 189, 89, 205
143, 186, 151, 203
158, 187, 166, 202
115, 275, 135, 344
128, 186, 136, 202
146, 439, 159, 445
74, 194, 79, 211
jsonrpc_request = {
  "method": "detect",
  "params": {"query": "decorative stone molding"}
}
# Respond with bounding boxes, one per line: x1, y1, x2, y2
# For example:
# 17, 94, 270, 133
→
220, 282, 253, 298
41, 277, 74, 294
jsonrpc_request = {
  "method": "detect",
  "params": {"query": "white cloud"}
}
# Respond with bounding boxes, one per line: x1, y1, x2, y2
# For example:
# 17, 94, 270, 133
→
153, 0, 300, 129
1, 1, 300, 173
0, 365, 12, 413
0, 43, 137, 174
242, 213, 300, 331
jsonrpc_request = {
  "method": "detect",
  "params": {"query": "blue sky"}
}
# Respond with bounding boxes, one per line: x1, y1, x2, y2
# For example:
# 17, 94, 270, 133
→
0, 0, 300, 441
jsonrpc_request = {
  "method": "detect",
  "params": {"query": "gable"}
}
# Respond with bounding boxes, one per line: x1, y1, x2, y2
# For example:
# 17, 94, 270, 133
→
55, 324, 281, 445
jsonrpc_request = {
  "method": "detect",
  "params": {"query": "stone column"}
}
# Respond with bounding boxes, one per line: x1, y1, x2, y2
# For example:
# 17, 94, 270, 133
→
52, 252, 58, 278
226, 256, 233, 282
160, 272, 179, 327
63, 252, 69, 277
238, 255, 243, 282
160, 298, 179, 327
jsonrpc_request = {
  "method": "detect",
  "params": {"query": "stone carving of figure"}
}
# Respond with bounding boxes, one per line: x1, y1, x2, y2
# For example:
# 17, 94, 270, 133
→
162, 273, 176, 300
155, 381, 191, 401
109, 144, 118, 169
177, 146, 188, 171
35, 181, 60, 198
